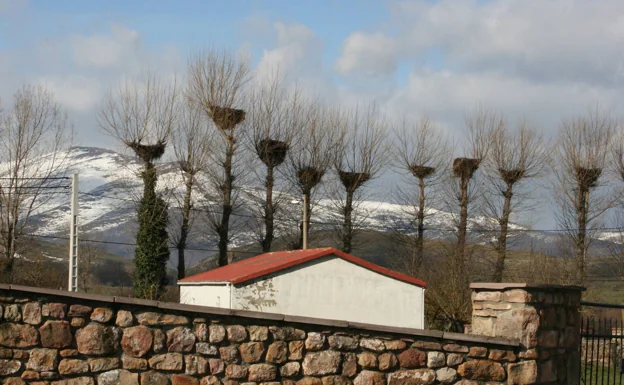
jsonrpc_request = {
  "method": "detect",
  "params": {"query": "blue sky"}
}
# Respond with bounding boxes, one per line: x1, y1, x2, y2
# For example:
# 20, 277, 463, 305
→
2, 0, 624, 229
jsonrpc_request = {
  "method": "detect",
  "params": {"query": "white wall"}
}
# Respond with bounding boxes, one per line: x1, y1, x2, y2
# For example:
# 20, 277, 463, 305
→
232, 256, 425, 329
180, 283, 231, 308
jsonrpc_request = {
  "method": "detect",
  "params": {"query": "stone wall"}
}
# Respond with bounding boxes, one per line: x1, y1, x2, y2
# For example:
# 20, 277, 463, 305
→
0, 283, 581, 385
470, 283, 583, 385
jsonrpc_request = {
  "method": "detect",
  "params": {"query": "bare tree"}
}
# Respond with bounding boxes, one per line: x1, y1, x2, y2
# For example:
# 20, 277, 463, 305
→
555, 108, 616, 284
333, 104, 389, 253
394, 115, 449, 274
484, 118, 548, 282
188, 48, 250, 267
98, 72, 178, 299
246, 74, 301, 252
0, 84, 73, 283
287, 102, 344, 249
453, 107, 498, 267
170, 97, 212, 279
78, 244, 104, 292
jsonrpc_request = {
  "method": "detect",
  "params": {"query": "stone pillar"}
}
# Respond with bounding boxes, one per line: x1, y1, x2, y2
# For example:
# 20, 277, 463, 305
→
470, 283, 584, 385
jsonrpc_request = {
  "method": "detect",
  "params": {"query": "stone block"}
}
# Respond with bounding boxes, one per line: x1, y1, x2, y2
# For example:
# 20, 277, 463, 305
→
303, 350, 342, 376
149, 353, 184, 371
387, 369, 435, 385
75, 323, 120, 355
26, 348, 58, 372
457, 360, 505, 381
90, 308, 114, 323
121, 325, 153, 357
426, 351, 445, 368
248, 326, 268, 341
240, 342, 265, 363
473, 291, 502, 302
397, 349, 426, 368
508, 360, 537, 385
0, 323, 38, 348
248, 364, 277, 382
22, 302, 41, 325
167, 326, 196, 352
40, 320, 72, 348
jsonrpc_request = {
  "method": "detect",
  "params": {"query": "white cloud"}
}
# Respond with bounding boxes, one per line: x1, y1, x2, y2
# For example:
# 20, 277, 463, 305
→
253, 22, 323, 82
70, 24, 141, 70
335, 32, 398, 75
390, 0, 624, 85
39, 75, 103, 112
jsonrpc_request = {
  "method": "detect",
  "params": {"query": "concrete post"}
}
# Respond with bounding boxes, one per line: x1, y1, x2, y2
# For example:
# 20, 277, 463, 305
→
470, 283, 584, 385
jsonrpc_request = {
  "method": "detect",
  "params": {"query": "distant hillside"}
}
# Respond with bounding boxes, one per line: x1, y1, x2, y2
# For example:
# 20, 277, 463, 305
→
9, 146, 621, 271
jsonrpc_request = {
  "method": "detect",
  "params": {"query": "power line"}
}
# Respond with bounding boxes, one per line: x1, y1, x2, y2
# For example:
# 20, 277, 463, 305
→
16, 231, 258, 254
76, 190, 624, 234
0, 177, 70, 180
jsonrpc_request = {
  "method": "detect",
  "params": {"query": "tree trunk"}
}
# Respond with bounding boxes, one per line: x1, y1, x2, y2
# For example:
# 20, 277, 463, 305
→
218, 141, 235, 267
576, 188, 589, 284
342, 189, 355, 253
177, 173, 194, 280
298, 190, 312, 250
261, 166, 275, 252
412, 177, 426, 274
456, 175, 470, 268
493, 182, 513, 282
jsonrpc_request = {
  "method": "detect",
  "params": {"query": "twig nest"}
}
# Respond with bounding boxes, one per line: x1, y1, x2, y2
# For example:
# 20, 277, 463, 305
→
338, 170, 370, 192
257, 139, 289, 167
126, 140, 166, 163
209, 105, 246, 131
452, 157, 480, 179
409, 164, 436, 179
297, 166, 324, 191
575, 167, 602, 189
499, 168, 526, 185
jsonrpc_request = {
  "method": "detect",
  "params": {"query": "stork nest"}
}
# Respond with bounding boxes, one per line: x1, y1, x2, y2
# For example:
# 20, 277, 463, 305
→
453, 157, 480, 179
126, 140, 166, 163
575, 167, 602, 189
499, 168, 526, 185
409, 164, 436, 179
257, 139, 289, 167
297, 166, 324, 190
338, 170, 370, 191
209, 105, 246, 131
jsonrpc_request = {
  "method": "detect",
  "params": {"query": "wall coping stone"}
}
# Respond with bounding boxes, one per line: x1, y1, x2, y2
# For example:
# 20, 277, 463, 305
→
470, 283, 586, 291
0, 284, 520, 347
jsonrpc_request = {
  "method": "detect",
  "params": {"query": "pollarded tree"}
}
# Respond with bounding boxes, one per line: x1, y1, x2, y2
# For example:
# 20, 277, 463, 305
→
171, 97, 213, 279
453, 107, 498, 268
554, 108, 616, 284
0, 84, 73, 283
394, 115, 449, 274
98, 73, 178, 299
334, 104, 389, 253
484, 118, 548, 282
187, 48, 250, 267
246, 73, 301, 252
286, 102, 344, 249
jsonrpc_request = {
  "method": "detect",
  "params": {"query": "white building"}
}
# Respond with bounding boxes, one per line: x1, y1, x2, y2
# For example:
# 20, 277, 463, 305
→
178, 247, 426, 329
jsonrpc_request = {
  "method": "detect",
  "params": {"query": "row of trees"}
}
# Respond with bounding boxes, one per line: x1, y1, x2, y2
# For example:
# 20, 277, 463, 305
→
2, 48, 624, 309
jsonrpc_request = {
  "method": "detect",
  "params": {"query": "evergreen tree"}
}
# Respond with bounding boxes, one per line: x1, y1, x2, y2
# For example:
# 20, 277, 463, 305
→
133, 158, 170, 299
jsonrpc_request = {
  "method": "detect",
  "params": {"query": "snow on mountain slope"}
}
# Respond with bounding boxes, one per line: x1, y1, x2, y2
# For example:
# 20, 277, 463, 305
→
20, 147, 621, 268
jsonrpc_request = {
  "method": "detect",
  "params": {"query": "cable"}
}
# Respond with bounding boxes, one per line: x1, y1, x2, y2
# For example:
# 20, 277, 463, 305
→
15, 232, 258, 254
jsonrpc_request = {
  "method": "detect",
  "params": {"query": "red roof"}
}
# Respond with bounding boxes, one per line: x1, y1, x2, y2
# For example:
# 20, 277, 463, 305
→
178, 247, 426, 288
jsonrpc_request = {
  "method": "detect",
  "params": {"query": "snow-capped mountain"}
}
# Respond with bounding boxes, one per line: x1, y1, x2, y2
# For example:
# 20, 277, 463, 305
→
24, 147, 622, 268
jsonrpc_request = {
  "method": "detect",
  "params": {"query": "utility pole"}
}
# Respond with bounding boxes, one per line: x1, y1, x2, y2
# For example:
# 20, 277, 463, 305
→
68, 173, 78, 292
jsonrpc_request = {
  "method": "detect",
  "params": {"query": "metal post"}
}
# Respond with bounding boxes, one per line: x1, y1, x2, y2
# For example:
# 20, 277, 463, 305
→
302, 193, 308, 250
68, 173, 78, 292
